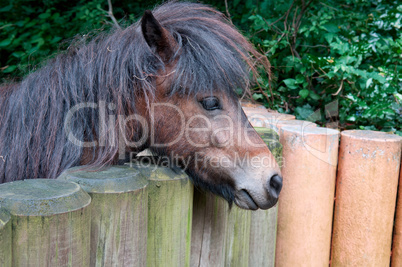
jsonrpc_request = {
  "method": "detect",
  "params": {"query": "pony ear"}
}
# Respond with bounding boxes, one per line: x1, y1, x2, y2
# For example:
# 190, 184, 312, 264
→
141, 10, 176, 62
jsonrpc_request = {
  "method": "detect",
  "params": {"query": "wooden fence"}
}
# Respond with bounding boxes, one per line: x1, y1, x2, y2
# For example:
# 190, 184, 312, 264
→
0, 105, 401, 266
244, 104, 402, 267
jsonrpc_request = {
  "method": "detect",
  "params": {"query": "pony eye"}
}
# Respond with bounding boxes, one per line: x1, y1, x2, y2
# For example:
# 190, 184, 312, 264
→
200, 97, 221, 111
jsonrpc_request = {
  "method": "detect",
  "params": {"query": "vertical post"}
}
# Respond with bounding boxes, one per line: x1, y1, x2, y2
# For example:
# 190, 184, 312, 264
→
0, 208, 11, 267
58, 166, 148, 266
225, 207, 251, 266
248, 127, 283, 267
331, 130, 402, 266
248, 208, 277, 267
392, 159, 402, 267
191, 190, 229, 266
138, 165, 193, 267
276, 126, 339, 266
0, 179, 91, 266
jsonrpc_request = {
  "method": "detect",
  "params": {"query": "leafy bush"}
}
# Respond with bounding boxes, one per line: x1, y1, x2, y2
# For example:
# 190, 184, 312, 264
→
0, 0, 157, 79
226, 0, 401, 135
1, 0, 401, 135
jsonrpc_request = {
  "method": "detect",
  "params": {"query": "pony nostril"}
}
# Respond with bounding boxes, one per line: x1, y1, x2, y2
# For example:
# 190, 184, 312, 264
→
268, 174, 283, 199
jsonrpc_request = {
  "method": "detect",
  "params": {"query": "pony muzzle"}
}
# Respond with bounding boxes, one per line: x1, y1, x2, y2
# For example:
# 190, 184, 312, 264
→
234, 173, 283, 210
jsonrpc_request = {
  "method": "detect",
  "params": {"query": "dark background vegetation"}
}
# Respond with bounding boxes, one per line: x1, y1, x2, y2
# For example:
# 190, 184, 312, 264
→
1, 0, 401, 134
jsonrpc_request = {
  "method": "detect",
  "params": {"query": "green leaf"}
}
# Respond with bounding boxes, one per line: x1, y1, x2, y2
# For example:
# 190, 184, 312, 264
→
0, 5, 12, 12
2, 65, 17, 73
0, 38, 12, 47
299, 89, 310, 99
326, 71, 336, 79
382, 109, 395, 115
32, 38, 45, 47
11, 51, 25, 58
252, 93, 263, 100
324, 33, 336, 43
50, 36, 62, 44
38, 13, 51, 19
309, 91, 321, 100
323, 23, 340, 33
295, 74, 305, 84
277, 86, 287, 92
295, 105, 315, 120
366, 78, 373, 88
367, 72, 386, 84
394, 93, 402, 102
283, 78, 298, 89
15, 20, 26, 27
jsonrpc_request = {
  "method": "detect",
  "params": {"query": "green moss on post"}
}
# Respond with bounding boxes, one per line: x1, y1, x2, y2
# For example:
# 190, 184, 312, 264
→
137, 164, 193, 267
0, 208, 11, 267
0, 179, 91, 266
254, 127, 283, 166
191, 190, 229, 266
225, 207, 252, 266
58, 166, 148, 267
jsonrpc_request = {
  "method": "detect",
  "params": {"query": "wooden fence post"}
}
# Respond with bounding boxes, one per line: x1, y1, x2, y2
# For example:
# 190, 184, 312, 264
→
191, 190, 229, 266
225, 207, 252, 266
135, 164, 193, 267
276, 126, 339, 266
190, 127, 283, 267
392, 159, 402, 266
331, 130, 402, 266
0, 179, 91, 266
248, 127, 283, 267
0, 208, 11, 267
58, 166, 148, 266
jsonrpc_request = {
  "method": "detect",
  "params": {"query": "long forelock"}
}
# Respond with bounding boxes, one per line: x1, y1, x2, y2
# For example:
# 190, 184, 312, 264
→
149, 1, 267, 96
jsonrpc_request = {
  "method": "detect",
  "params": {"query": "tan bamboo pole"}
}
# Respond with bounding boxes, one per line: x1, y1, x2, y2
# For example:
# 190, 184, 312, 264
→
191, 190, 229, 266
392, 159, 402, 266
331, 130, 402, 266
58, 166, 148, 267
276, 126, 339, 266
136, 164, 193, 267
0, 208, 11, 267
0, 179, 91, 266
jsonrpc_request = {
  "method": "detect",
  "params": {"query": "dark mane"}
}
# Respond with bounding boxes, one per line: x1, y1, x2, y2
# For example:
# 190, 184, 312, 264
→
0, 1, 269, 183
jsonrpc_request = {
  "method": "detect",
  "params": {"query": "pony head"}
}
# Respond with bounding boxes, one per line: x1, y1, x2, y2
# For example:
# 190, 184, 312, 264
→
134, 3, 282, 210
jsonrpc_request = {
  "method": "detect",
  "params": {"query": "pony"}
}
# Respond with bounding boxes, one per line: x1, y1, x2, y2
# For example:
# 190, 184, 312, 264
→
0, 1, 282, 210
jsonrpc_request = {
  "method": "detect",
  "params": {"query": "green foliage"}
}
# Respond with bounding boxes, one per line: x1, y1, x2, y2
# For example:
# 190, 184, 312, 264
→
1, 0, 401, 134
227, 0, 401, 135
0, 0, 158, 80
